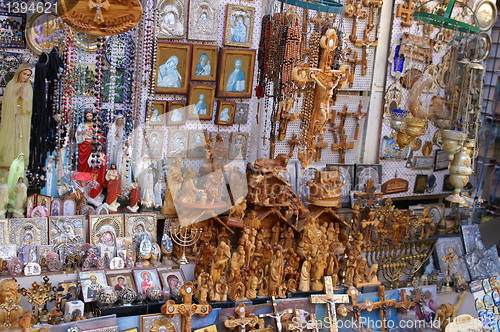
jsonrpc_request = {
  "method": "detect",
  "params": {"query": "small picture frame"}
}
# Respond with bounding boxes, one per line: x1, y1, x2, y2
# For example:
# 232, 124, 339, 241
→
9, 217, 48, 245
133, 269, 162, 295
155, 42, 192, 94
217, 48, 256, 98
158, 268, 186, 292
148, 101, 167, 125
50, 198, 62, 216
144, 129, 165, 160
58, 281, 78, 304
187, 83, 216, 120
168, 129, 188, 158
414, 174, 429, 193
89, 215, 125, 247
234, 103, 250, 124
124, 214, 157, 244
106, 271, 137, 293
434, 149, 450, 171
49, 216, 86, 252
215, 101, 236, 125
166, 100, 187, 125
63, 198, 76, 216
79, 270, 108, 302
140, 313, 181, 332
223, 4, 255, 48
229, 132, 248, 160
188, 130, 208, 158
156, 0, 187, 39
190, 45, 218, 81
380, 135, 411, 160
187, 0, 219, 42
433, 235, 470, 281
413, 156, 434, 169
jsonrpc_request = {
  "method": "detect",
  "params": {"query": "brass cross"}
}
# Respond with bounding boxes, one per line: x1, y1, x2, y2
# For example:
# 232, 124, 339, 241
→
337, 285, 374, 328
396, 0, 418, 27
371, 286, 396, 332
315, 137, 329, 162
293, 28, 349, 168
258, 296, 293, 332
441, 247, 459, 277
88, 0, 110, 24
161, 281, 212, 332
352, 102, 366, 140
310, 276, 349, 332
224, 303, 259, 332
332, 133, 354, 163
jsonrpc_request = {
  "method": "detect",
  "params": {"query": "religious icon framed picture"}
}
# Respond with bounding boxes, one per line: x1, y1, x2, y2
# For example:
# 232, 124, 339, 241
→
190, 45, 218, 81
155, 42, 192, 94
140, 313, 181, 332
168, 129, 188, 158
144, 129, 165, 160
166, 100, 187, 125
187, 0, 219, 41
229, 132, 249, 160
89, 215, 125, 247
234, 103, 250, 124
217, 48, 256, 98
215, 101, 236, 125
188, 130, 208, 158
124, 214, 157, 244
187, 83, 216, 120
79, 270, 108, 302
133, 269, 161, 295
157, 268, 185, 301
157, 0, 187, 39
106, 271, 137, 293
148, 101, 167, 125
223, 4, 255, 48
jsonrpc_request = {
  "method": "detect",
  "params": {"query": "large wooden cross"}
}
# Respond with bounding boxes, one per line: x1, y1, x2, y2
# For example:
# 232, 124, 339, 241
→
315, 137, 329, 162
332, 133, 354, 163
224, 303, 259, 332
259, 296, 293, 332
310, 276, 349, 332
161, 281, 212, 332
372, 286, 396, 332
337, 285, 374, 328
293, 28, 349, 168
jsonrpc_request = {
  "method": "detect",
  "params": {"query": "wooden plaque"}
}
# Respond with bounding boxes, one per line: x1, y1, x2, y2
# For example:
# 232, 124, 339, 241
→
58, 0, 143, 36
381, 178, 409, 194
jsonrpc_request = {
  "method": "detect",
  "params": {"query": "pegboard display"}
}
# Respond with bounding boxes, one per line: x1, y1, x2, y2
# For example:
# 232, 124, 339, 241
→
378, 0, 485, 199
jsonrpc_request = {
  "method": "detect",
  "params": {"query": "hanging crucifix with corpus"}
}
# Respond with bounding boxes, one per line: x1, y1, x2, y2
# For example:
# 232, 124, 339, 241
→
293, 28, 349, 168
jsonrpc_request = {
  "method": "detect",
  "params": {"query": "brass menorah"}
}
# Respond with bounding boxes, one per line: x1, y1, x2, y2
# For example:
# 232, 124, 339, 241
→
169, 223, 202, 265
365, 238, 437, 289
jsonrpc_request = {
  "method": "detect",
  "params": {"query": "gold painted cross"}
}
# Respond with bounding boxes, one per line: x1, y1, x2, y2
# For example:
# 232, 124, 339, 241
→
88, 0, 110, 24
310, 276, 349, 332
224, 303, 259, 332
337, 285, 374, 328
441, 247, 459, 277
371, 286, 396, 332
0, 299, 21, 330
161, 281, 212, 332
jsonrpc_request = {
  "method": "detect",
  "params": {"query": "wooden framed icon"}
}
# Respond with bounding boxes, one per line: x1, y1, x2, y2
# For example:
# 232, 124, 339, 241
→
187, 83, 216, 120
148, 101, 167, 125
223, 4, 255, 48
132, 269, 161, 295
190, 44, 218, 81
217, 48, 256, 98
215, 101, 236, 125
155, 42, 192, 94
106, 271, 137, 293
166, 100, 187, 125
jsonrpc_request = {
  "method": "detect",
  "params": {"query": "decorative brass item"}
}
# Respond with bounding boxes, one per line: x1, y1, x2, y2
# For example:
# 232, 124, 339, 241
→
169, 222, 202, 264
19, 276, 56, 323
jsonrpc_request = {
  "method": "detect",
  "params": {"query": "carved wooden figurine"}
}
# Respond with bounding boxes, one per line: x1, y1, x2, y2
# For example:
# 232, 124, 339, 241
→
0, 279, 24, 331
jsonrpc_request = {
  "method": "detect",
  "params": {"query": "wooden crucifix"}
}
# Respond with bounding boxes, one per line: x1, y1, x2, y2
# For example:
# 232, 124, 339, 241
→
362, 0, 383, 42
293, 28, 349, 168
259, 296, 293, 332
315, 137, 329, 162
337, 105, 350, 135
277, 98, 297, 141
352, 102, 366, 140
345, 0, 368, 44
372, 286, 396, 332
332, 133, 354, 163
224, 303, 259, 332
347, 50, 361, 87
161, 281, 212, 332
310, 276, 349, 332
394, 289, 415, 314
337, 285, 374, 328
288, 133, 300, 158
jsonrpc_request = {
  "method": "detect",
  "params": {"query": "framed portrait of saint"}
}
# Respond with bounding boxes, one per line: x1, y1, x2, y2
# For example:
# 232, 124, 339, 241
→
157, 0, 187, 39
49, 216, 85, 254
166, 100, 187, 125
155, 42, 192, 94
133, 269, 161, 295
229, 132, 248, 160
215, 101, 236, 125
234, 103, 250, 124
124, 214, 157, 244
79, 270, 108, 302
168, 129, 188, 158
223, 4, 255, 48
144, 129, 165, 160
188, 130, 208, 158
187, 83, 216, 120
148, 101, 167, 125
106, 271, 137, 293
217, 48, 256, 98
89, 215, 125, 247
157, 268, 185, 296
9, 218, 48, 245
190, 45, 218, 81
187, 0, 219, 41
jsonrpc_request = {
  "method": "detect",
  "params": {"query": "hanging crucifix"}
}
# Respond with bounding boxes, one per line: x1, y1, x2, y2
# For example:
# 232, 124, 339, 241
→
315, 137, 329, 162
352, 102, 366, 140
345, 0, 368, 44
161, 281, 212, 332
258, 296, 293, 332
277, 98, 297, 141
347, 50, 362, 87
288, 133, 300, 158
310, 276, 349, 332
293, 29, 349, 168
337, 285, 374, 329
332, 132, 354, 163
395, 288, 416, 314
372, 286, 396, 332
224, 303, 259, 332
